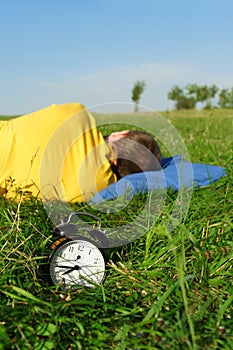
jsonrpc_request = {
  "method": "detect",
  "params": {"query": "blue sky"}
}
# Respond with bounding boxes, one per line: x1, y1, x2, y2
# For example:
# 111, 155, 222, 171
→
1, 0, 233, 114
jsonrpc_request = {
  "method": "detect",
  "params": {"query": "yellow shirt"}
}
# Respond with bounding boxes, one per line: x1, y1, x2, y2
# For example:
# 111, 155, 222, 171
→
0, 103, 116, 202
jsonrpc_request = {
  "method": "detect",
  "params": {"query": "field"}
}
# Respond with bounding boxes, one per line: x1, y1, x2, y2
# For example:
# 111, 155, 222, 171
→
0, 108, 232, 349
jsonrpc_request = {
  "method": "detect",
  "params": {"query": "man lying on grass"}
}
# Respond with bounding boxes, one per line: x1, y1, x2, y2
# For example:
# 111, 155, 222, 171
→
0, 103, 161, 203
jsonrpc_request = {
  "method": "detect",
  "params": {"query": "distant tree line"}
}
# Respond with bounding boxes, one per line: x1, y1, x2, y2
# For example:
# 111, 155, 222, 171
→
168, 84, 233, 110
131, 81, 233, 112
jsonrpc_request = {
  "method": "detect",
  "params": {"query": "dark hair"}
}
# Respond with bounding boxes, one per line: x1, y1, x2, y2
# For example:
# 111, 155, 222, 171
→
113, 130, 161, 178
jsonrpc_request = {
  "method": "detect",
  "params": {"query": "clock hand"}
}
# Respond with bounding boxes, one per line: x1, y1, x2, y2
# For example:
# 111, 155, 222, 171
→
62, 265, 80, 275
80, 264, 103, 268
55, 255, 81, 265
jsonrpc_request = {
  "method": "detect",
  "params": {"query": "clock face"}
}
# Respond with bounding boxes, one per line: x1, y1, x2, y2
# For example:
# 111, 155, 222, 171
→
49, 239, 105, 288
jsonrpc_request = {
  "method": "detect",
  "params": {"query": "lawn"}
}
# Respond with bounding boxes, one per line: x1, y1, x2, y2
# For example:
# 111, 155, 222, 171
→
0, 108, 232, 349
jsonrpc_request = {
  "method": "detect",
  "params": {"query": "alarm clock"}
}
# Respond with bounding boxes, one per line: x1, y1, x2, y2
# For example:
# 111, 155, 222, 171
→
47, 212, 108, 289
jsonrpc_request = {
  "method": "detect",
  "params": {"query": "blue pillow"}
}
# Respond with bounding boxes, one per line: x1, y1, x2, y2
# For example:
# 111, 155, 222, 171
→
90, 156, 226, 203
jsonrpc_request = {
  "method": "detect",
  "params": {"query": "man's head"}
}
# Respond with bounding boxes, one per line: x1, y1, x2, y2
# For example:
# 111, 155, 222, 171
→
106, 130, 161, 178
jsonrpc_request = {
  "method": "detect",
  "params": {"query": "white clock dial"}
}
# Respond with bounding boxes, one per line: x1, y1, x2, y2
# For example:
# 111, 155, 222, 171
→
49, 239, 105, 288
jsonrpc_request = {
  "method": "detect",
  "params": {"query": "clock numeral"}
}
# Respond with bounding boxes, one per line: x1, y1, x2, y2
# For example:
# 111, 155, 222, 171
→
89, 249, 92, 255
78, 245, 84, 252
69, 246, 74, 253
59, 252, 66, 258
94, 257, 99, 264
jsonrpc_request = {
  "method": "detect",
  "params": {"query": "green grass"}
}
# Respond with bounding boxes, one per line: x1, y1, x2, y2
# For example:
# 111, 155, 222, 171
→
0, 114, 20, 120
0, 109, 233, 349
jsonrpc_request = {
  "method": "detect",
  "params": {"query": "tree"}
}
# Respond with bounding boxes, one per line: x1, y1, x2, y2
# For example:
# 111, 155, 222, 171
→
167, 85, 183, 102
208, 84, 219, 108
168, 84, 220, 110
218, 88, 228, 108
167, 85, 196, 110
218, 87, 233, 108
198, 84, 218, 109
186, 84, 218, 109
176, 96, 196, 110
131, 80, 146, 112
186, 83, 199, 98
